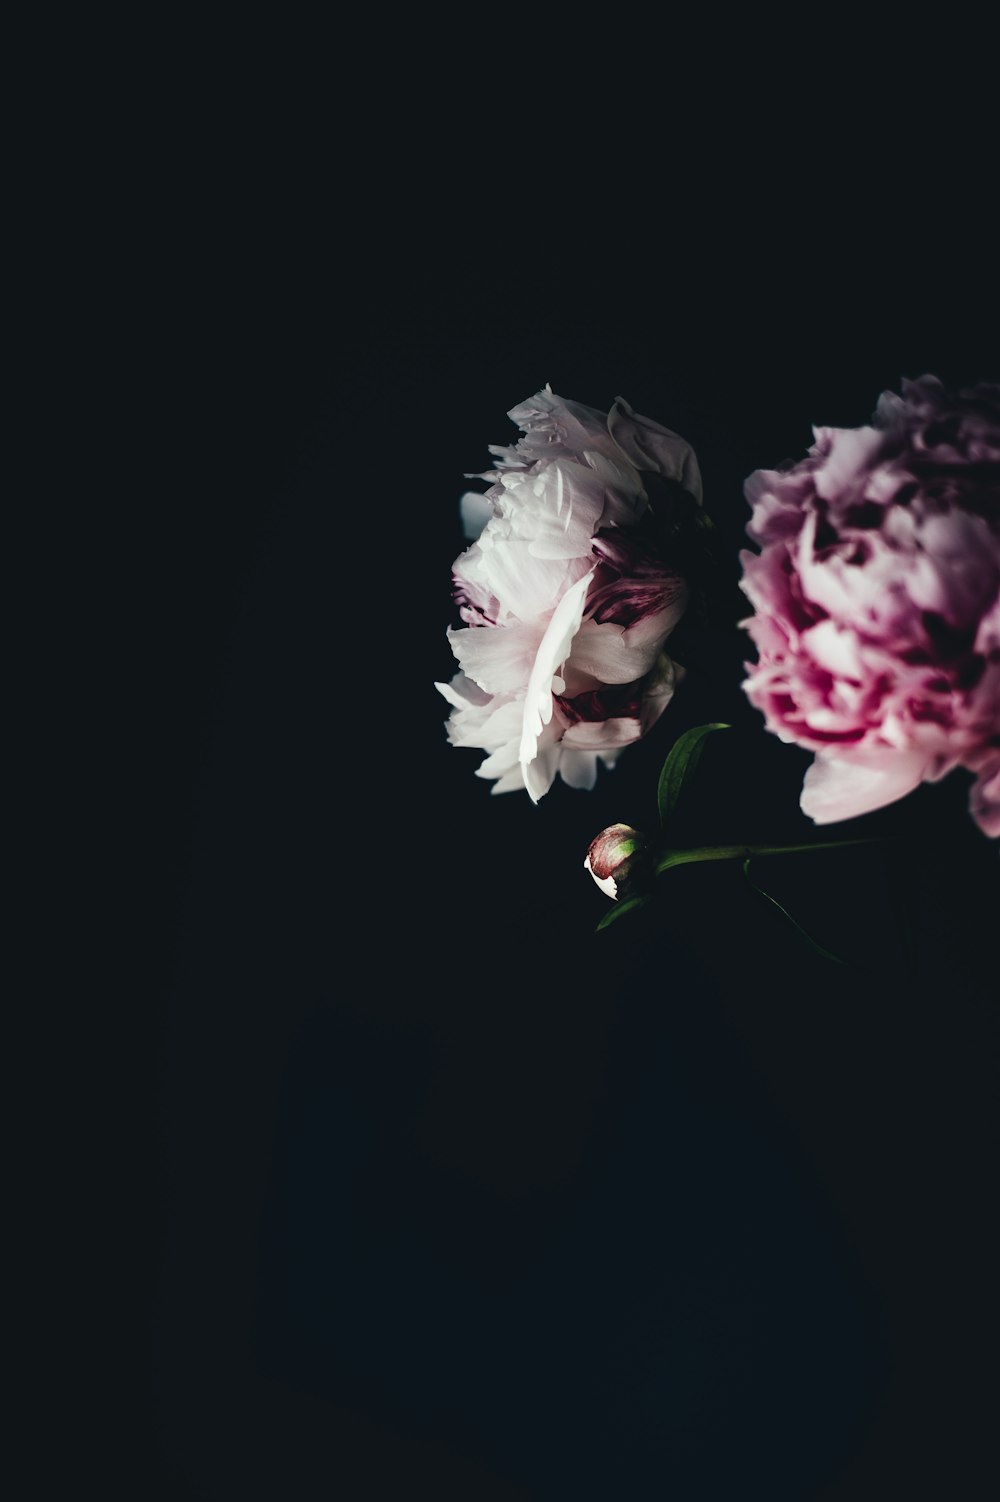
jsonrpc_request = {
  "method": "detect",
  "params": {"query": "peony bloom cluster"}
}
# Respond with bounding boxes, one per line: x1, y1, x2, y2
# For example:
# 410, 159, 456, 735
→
436, 387, 701, 802
739, 375, 1000, 837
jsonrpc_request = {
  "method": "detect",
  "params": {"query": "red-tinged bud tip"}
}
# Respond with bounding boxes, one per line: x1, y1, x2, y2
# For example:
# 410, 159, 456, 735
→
584, 823, 648, 900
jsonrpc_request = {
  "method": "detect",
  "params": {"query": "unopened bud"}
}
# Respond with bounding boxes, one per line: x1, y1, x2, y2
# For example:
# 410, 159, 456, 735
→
584, 823, 648, 901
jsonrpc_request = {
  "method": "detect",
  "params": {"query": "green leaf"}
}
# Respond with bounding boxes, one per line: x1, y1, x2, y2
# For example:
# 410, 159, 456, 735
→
596, 892, 653, 931
656, 722, 730, 829
741, 859, 846, 964
653, 845, 739, 874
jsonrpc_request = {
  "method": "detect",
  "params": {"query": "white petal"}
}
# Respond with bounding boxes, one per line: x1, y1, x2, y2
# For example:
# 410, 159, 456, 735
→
519, 569, 595, 786
475, 738, 522, 779
562, 716, 644, 751
435, 672, 491, 711
568, 605, 680, 686
639, 654, 683, 736
508, 459, 610, 560
584, 853, 619, 899
523, 718, 563, 803
447, 622, 541, 696
488, 765, 527, 794
459, 490, 494, 541
446, 695, 523, 752
476, 539, 586, 625
607, 397, 703, 504
558, 749, 602, 790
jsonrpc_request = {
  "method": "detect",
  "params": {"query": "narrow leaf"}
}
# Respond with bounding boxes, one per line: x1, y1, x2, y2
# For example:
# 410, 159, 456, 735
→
742, 859, 845, 964
596, 893, 653, 931
656, 722, 730, 828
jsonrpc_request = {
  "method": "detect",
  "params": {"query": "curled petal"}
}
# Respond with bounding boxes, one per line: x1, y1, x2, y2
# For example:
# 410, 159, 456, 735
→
569, 606, 681, 687
608, 396, 704, 503
800, 751, 929, 824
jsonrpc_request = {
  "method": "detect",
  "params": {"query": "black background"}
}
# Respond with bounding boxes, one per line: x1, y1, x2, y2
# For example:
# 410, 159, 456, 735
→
141, 56, 1000, 1502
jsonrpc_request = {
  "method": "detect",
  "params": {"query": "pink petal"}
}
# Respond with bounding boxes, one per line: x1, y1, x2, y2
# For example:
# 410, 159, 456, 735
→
800, 751, 929, 825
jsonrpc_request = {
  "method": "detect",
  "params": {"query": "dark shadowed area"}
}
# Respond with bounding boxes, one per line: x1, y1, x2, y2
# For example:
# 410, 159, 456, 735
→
145, 99, 999, 1501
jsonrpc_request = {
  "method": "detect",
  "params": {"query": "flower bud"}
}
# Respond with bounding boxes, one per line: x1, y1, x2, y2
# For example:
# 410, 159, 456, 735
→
584, 823, 648, 901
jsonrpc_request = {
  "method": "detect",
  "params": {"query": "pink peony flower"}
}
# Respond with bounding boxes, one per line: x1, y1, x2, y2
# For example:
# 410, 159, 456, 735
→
436, 386, 701, 802
739, 375, 1000, 836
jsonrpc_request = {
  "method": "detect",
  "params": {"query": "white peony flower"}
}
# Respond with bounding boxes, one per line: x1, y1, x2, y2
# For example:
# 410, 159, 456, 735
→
436, 386, 701, 802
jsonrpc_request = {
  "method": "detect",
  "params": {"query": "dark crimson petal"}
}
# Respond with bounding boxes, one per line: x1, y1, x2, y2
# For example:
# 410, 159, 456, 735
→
557, 684, 645, 726
588, 527, 687, 627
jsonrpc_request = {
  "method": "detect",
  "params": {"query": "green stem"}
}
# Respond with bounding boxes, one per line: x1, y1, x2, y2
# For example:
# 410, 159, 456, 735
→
742, 859, 846, 964
653, 836, 881, 876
